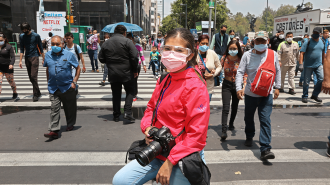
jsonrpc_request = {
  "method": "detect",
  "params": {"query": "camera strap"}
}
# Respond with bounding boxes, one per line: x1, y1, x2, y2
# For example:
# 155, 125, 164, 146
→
151, 73, 170, 127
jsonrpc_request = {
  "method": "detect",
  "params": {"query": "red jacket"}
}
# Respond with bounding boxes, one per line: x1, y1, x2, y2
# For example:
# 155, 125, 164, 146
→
141, 67, 210, 165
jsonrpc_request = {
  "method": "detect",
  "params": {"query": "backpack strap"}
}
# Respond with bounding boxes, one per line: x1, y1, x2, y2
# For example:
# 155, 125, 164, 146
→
74, 44, 80, 61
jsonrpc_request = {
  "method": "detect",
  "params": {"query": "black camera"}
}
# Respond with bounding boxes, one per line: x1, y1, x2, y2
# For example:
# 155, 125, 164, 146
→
136, 126, 176, 167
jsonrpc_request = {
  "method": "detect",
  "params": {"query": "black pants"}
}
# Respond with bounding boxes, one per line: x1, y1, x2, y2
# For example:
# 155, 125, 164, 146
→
133, 65, 141, 97
111, 79, 135, 118
221, 79, 240, 132
49, 87, 77, 131
25, 56, 41, 96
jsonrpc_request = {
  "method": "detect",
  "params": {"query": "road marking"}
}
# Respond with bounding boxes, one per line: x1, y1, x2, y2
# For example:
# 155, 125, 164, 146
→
0, 149, 328, 166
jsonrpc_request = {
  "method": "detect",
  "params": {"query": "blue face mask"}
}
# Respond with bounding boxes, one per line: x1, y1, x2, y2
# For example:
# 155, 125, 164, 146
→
254, 44, 268, 52
230, 35, 235, 39
51, 46, 62, 53
228, 50, 238, 56
312, 33, 320, 39
199, 45, 209, 52
0, 41, 4, 46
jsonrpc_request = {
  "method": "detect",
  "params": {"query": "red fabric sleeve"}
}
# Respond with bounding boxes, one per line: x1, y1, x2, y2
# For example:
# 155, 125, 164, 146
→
167, 80, 210, 165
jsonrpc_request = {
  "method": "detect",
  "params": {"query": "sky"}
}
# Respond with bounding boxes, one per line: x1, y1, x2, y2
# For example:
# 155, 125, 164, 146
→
164, 0, 328, 18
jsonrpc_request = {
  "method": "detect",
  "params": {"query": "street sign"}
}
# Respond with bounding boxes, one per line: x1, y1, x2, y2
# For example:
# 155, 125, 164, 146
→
209, 1, 214, 8
196, 22, 202, 32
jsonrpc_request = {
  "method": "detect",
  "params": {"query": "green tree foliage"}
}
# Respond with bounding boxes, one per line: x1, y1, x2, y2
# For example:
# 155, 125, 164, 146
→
166, 0, 229, 30
159, 15, 183, 34
276, 4, 296, 17
305, 2, 313, 9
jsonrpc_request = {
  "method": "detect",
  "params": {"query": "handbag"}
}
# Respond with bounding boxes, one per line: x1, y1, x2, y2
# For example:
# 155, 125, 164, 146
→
179, 152, 211, 185
250, 49, 276, 97
199, 53, 219, 86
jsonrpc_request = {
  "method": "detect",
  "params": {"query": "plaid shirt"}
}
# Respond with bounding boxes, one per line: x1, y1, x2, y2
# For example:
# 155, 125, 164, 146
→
87, 34, 99, 50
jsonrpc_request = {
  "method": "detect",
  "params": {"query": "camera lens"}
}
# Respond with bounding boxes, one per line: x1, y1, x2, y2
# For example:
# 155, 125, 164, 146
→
135, 141, 163, 167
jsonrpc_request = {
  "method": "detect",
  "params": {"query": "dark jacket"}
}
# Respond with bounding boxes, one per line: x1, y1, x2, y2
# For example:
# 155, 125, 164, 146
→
98, 33, 139, 83
270, 36, 285, 51
0, 43, 15, 65
214, 33, 229, 56
19, 32, 44, 57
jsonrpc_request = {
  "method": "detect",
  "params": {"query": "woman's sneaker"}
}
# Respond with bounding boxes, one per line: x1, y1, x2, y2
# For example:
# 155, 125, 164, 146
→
12, 93, 18, 99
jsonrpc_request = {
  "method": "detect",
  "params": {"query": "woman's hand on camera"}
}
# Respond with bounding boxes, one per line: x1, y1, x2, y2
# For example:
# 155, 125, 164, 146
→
144, 126, 154, 145
156, 159, 173, 185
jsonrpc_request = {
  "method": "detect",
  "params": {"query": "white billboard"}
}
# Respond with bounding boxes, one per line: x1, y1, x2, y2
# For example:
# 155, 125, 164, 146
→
201, 21, 214, 29
36, 11, 67, 40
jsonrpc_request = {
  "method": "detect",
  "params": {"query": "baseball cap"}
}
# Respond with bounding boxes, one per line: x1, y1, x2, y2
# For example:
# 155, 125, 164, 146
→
313, 27, 323, 34
255, 31, 268, 40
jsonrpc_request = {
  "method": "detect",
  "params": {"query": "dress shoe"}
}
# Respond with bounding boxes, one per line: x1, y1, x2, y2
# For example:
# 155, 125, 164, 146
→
96, 69, 100, 73
124, 113, 135, 122
33, 95, 39, 102
66, 126, 74, 131
244, 138, 253, 147
311, 95, 322, 103
220, 132, 227, 140
99, 81, 105, 86
260, 149, 275, 160
113, 117, 120, 122
44, 131, 59, 139
288, 89, 296, 95
228, 125, 235, 130
302, 98, 308, 103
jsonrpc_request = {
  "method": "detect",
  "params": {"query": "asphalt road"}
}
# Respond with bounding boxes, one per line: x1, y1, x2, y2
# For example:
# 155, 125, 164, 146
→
0, 106, 329, 184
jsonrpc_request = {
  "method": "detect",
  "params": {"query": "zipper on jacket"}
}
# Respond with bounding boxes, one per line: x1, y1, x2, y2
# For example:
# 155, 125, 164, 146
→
155, 76, 172, 119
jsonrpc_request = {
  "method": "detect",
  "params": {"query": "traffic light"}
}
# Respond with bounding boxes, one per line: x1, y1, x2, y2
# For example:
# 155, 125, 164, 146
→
70, 16, 74, 24
70, 1, 74, 15
66, 15, 70, 23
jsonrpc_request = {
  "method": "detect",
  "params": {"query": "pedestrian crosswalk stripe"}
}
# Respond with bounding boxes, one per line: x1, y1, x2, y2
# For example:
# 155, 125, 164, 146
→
0, 149, 328, 167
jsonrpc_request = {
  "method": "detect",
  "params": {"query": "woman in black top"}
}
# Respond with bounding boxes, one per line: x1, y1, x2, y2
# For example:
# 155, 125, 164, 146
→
0, 32, 17, 99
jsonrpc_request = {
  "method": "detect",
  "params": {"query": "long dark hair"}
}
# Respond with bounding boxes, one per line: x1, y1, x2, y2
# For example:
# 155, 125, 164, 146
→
224, 40, 243, 59
165, 28, 197, 67
0, 32, 9, 44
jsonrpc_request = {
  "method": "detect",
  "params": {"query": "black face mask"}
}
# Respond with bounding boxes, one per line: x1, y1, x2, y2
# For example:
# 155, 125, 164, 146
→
221, 30, 226, 34
23, 30, 30, 34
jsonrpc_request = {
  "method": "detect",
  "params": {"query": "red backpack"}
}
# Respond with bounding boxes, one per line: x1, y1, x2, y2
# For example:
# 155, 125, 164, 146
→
250, 49, 276, 97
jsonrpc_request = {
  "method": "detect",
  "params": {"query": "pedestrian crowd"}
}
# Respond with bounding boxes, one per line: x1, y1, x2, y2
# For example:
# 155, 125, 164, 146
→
1, 21, 330, 185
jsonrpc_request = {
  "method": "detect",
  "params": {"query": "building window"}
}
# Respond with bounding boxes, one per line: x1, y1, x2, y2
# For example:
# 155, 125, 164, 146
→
151, 11, 154, 15
151, 19, 154, 23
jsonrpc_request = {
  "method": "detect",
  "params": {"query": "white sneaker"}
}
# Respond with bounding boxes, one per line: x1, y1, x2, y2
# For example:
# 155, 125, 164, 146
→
156, 76, 159, 79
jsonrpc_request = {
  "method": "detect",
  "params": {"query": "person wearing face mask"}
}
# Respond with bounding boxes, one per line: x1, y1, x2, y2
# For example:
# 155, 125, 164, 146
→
269, 30, 285, 51
229, 30, 236, 41
236, 31, 281, 160
220, 40, 247, 140
19, 22, 44, 102
196, 34, 222, 102
210, 25, 230, 86
243, 33, 250, 46
277, 32, 299, 95
43, 36, 81, 139
112, 28, 209, 185
299, 27, 326, 103
0, 33, 18, 99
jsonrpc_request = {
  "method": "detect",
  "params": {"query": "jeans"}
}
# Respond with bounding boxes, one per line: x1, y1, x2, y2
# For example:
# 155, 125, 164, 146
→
151, 60, 159, 76
244, 94, 273, 152
209, 93, 212, 102
300, 70, 317, 85
25, 56, 41, 96
302, 65, 324, 98
110, 79, 135, 118
112, 150, 205, 185
103, 65, 108, 81
88, 50, 98, 70
217, 54, 224, 84
49, 88, 77, 132
222, 79, 240, 132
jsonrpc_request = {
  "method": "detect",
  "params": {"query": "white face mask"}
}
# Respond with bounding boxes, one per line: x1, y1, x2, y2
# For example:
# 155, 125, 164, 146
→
286, 38, 293, 43
279, 34, 285, 39
161, 51, 188, 72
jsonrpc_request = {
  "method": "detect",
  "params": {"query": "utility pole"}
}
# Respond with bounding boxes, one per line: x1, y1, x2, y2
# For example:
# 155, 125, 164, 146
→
162, 0, 164, 22
67, 0, 70, 31
208, 0, 214, 39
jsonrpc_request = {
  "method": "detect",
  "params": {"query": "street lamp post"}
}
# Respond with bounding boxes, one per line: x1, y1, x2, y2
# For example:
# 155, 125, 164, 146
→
180, 4, 187, 29
208, 0, 214, 39
266, 0, 268, 33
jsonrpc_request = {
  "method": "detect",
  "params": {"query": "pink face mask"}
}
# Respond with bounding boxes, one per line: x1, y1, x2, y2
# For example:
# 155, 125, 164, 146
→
161, 51, 188, 72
